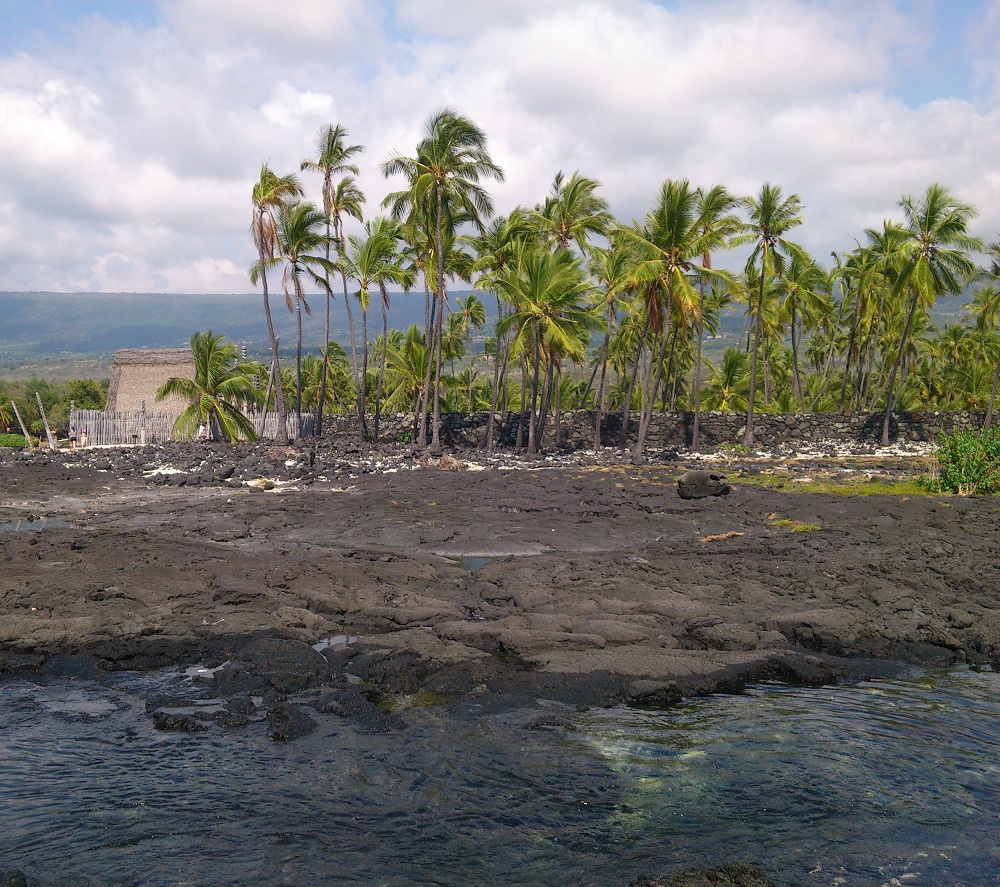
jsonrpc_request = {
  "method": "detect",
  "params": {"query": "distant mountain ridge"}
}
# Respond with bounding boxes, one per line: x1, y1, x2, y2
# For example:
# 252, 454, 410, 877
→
0, 290, 448, 359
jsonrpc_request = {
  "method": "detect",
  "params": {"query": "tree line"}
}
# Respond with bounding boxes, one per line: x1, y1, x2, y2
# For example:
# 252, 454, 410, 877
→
22, 107, 986, 452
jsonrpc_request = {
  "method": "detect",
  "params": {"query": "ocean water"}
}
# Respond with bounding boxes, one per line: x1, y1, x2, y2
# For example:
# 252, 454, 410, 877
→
1, 666, 999, 886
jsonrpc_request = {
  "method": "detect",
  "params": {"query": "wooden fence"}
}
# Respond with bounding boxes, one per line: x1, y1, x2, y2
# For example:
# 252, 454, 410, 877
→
70, 409, 312, 446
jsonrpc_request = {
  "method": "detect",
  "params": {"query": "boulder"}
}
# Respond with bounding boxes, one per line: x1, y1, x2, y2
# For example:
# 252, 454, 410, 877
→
677, 469, 731, 499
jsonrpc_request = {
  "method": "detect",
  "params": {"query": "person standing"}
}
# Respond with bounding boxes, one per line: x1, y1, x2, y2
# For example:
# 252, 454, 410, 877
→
80, 428, 88, 448
69, 423, 77, 451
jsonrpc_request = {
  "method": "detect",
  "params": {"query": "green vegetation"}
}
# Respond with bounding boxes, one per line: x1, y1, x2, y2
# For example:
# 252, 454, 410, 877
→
923, 429, 1000, 495
769, 518, 821, 532
0, 376, 107, 437
156, 330, 260, 443
0, 433, 28, 448
735, 473, 932, 496
7, 112, 1000, 456
236, 111, 1000, 452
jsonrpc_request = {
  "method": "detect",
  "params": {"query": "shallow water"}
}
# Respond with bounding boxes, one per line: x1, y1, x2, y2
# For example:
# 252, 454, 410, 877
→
0, 518, 72, 531
1, 667, 999, 886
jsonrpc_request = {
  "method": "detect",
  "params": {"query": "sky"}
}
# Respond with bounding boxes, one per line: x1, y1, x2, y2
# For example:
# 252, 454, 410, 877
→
1, 0, 999, 294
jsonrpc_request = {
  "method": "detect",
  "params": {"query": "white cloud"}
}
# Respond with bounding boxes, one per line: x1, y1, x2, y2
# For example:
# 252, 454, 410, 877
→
0, 0, 998, 295
160, 0, 375, 52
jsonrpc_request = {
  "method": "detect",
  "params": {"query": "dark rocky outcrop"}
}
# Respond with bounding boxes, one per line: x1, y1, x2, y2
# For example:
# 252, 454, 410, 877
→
677, 469, 731, 499
2, 443, 997, 722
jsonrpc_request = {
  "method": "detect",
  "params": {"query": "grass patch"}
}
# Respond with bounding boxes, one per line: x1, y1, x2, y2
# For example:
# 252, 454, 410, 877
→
734, 473, 933, 496
769, 518, 821, 532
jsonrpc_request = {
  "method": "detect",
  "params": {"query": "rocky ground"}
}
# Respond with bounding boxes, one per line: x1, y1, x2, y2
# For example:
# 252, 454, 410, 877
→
2, 437, 993, 705
2, 438, 996, 886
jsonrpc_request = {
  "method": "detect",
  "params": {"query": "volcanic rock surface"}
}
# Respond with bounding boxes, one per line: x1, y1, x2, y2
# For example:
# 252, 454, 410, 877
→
1, 440, 996, 716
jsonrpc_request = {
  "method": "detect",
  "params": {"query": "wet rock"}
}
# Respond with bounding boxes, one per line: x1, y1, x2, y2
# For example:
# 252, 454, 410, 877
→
144, 693, 198, 712
0, 651, 46, 675
627, 680, 682, 708
632, 864, 777, 886
151, 711, 207, 732
315, 686, 405, 732
3, 870, 28, 887
214, 637, 334, 696
266, 702, 316, 741
677, 469, 731, 499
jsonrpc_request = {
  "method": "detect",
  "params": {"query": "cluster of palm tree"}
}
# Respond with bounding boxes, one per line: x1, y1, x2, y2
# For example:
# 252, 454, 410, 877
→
243, 108, 999, 452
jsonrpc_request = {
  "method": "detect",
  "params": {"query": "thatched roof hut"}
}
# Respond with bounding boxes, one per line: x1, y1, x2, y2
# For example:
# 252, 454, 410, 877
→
105, 348, 195, 416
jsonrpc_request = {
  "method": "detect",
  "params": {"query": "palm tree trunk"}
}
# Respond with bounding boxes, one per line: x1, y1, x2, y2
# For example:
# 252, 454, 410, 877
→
537, 360, 555, 449
482, 298, 508, 451
790, 300, 804, 407
692, 314, 705, 449
374, 288, 389, 442
881, 286, 920, 446
430, 283, 446, 452
985, 353, 1000, 430
258, 254, 288, 445
528, 330, 542, 452
666, 326, 680, 411
839, 314, 858, 412
338, 261, 364, 440
516, 355, 528, 449
294, 279, 304, 437
593, 330, 611, 451
316, 223, 332, 437
416, 277, 434, 448
430, 183, 446, 453
744, 271, 766, 448
620, 314, 650, 448
635, 321, 672, 457
360, 301, 369, 438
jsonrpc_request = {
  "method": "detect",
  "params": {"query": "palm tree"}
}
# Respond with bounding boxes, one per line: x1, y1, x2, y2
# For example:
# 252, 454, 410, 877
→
300, 124, 363, 436
776, 252, 829, 408
327, 176, 367, 438
300, 345, 353, 415
586, 240, 633, 449
449, 292, 487, 373
731, 183, 805, 447
702, 347, 750, 412
617, 178, 730, 457
383, 324, 431, 433
272, 200, 335, 434
157, 330, 259, 442
469, 208, 536, 449
495, 247, 598, 451
382, 108, 504, 452
691, 184, 742, 448
975, 240, 1000, 427
879, 184, 981, 445
250, 165, 302, 444
533, 170, 613, 254
339, 217, 415, 439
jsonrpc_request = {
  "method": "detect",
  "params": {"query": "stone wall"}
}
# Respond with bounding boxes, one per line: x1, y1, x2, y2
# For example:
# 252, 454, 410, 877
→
317, 408, 988, 450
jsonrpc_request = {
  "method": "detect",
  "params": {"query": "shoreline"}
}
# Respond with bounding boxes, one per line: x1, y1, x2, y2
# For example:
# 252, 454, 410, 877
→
1, 440, 994, 724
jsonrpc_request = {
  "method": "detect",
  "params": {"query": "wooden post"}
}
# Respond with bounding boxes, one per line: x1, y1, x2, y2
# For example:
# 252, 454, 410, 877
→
11, 400, 32, 447
35, 393, 56, 450
259, 340, 277, 439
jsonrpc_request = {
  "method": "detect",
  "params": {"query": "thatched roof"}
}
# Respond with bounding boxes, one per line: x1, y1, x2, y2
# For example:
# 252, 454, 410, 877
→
106, 348, 195, 414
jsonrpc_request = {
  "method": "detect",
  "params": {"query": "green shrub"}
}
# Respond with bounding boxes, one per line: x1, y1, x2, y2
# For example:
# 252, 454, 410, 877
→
926, 429, 1000, 495
0, 433, 28, 448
